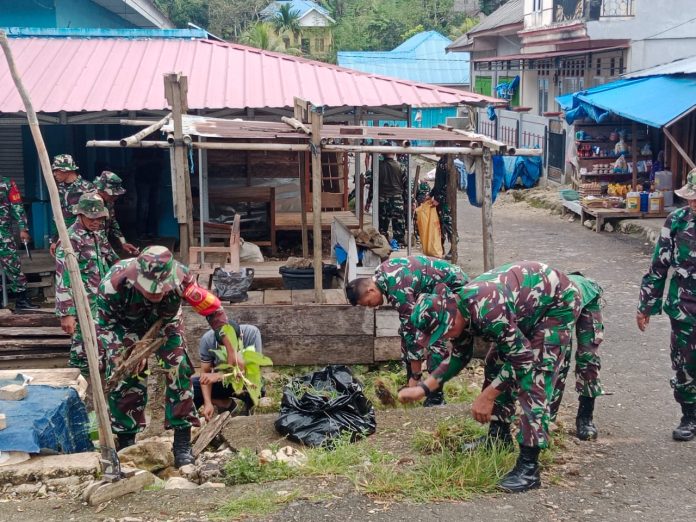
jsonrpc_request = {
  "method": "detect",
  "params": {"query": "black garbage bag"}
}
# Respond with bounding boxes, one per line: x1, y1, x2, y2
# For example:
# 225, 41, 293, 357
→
275, 365, 376, 447
212, 267, 254, 303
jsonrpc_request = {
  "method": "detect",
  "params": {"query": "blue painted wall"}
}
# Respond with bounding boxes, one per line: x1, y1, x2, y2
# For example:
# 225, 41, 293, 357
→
0, 0, 136, 29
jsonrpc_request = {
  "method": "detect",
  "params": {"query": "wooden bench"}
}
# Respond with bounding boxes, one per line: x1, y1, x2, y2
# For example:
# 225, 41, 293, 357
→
276, 211, 360, 232
580, 206, 669, 233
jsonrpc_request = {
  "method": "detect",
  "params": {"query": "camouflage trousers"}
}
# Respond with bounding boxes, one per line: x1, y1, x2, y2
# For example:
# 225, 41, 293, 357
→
669, 318, 696, 405
400, 324, 448, 373
378, 196, 405, 244
0, 233, 27, 293
548, 298, 604, 419
486, 309, 579, 449
104, 320, 200, 434
436, 200, 453, 244
68, 319, 89, 377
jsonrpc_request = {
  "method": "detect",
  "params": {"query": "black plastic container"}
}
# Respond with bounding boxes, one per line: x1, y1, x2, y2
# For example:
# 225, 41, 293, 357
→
279, 264, 338, 290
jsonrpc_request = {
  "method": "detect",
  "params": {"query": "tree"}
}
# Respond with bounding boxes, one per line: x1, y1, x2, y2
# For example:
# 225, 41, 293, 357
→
154, 0, 209, 28
272, 3, 303, 39
207, 0, 269, 40
479, 0, 510, 16
241, 22, 286, 52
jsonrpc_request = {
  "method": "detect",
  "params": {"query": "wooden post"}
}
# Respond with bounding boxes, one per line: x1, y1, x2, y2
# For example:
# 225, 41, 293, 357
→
371, 152, 380, 230
353, 108, 362, 224
0, 32, 118, 471
299, 152, 309, 258
164, 73, 193, 258
631, 122, 638, 191
198, 136, 208, 263
446, 155, 459, 264
664, 126, 696, 170
310, 109, 325, 303
481, 147, 494, 271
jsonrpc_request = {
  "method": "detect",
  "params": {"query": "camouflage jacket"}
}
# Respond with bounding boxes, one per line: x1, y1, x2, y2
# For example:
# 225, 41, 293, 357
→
51, 176, 94, 240
638, 207, 696, 322
0, 176, 28, 233
374, 255, 469, 350
432, 261, 580, 390
95, 259, 229, 351
365, 159, 408, 206
104, 200, 127, 245
55, 220, 118, 316
430, 157, 449, 203
568, 274, 602, 309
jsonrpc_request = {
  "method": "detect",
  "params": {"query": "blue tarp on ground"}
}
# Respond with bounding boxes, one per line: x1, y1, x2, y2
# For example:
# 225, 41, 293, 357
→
0, 378, 93, 454
556, 75, 696, 128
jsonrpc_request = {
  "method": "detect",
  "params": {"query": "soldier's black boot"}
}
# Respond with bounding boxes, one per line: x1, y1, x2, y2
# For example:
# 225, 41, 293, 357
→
462, 420, 514, 451
498, 445, 541, 493
173, 427, 195, 468
576, 396, 598, 441
672, 403, 696, 441
423, 385, 446, 407
117, 433, 136, 450
14, 291, 39, 310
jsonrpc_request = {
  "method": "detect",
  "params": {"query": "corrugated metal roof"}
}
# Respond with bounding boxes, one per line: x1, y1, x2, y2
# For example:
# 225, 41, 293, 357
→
0, 36, 500, 115
448, 0, 523, 51
337, 31, 470, 86
624, 56, 696, 78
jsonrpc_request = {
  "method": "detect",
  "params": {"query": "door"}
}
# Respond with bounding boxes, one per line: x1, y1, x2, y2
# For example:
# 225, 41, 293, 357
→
474, 76, 493, 97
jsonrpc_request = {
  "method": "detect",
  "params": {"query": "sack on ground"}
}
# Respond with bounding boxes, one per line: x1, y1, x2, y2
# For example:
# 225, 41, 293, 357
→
274, 365, 376, 447
212, 267, 254, 303
416, 200, 443, 258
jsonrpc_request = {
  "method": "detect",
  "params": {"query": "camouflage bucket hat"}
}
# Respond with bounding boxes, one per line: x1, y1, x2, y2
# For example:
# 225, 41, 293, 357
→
73, 192, 109, 219
410, 288, 460, 348
51, 154, 79, 172
94, 171, 126, 196
133, 246, 181, 294
675, 168, 696, 200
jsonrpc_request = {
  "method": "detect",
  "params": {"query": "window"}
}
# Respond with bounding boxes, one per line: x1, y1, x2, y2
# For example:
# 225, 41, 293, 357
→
316, 38, 325, 52
610, 57, 616, 77
301, 38, 310, 54
538, 78, 549, 115
533, 0, 542, 11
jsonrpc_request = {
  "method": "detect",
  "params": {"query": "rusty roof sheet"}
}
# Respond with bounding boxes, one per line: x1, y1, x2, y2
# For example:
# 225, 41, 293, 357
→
0, 37, 501, 115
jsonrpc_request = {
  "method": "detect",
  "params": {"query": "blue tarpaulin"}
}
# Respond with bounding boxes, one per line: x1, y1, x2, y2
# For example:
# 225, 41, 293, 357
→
557, 76, 696, 128
502, 155, 543, 189
0, 379, 93, 454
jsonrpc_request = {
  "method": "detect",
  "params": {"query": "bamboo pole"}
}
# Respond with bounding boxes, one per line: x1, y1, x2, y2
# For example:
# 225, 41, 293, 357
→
446, 155, 458, 264
481, 147, 494, 271
119, 114, 170, 147
281, 116, 311, 135
0, 31, 118, 473
299, 152, 309, 258
310, 109, 325, 304
371, 152, 380, 230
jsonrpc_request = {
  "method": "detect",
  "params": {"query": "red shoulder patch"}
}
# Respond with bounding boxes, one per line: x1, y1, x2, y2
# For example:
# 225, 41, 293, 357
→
8, 181, 22, 204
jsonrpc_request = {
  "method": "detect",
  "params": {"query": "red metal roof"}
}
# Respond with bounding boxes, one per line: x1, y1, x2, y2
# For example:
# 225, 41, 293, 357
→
0, 37, 501, 114
473, 44, 629, 63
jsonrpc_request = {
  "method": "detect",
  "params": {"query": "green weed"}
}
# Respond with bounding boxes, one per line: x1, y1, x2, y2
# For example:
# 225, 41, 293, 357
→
223, 448, 297, 486
214, 489, 300, 520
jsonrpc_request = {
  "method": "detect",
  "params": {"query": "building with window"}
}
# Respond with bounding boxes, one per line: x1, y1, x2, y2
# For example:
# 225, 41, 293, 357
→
260, 0, 334, 59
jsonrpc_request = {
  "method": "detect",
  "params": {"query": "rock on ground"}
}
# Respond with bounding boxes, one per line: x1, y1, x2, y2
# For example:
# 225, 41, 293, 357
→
118, 437, 173, 472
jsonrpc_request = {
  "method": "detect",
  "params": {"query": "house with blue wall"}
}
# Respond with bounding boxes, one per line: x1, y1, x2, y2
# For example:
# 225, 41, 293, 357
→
338, 31, 471, 128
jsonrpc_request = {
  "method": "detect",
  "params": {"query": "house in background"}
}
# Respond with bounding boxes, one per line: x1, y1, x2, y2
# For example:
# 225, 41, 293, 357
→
449, 0, 696, 117
338, 31, 471, 128
260, 0, 334, 59
0, 0, 172, 29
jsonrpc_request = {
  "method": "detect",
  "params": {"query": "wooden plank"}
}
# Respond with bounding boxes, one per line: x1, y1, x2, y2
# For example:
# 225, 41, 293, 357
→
275, 211, 359, 230
264, 290, 292, 305
324, 289, 347, 305
263, 335, 374, 365
0, 352, 69, 361
374, 337, 401, 362
310, 109, 325, 304
0, 312, 60, 327
192, 411, 231, 457
0, 327, 67, 337
0, 338, 70, 348
0, 356, 68, 370
236, 291, 264, 305
291, 289, 316, 304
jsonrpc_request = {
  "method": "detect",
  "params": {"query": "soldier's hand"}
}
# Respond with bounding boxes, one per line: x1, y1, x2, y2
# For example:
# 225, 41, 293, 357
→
199, 372, 223, 385
228, 352, 246, 372
60, 315, 77, 335
202, 403, 215, 422
636, 312, 650, 332
471, 389, 496, 424
19, 229, 30, 242
49, 242, 57, 257
398, 385, 425, 403
122, 243, 140, 256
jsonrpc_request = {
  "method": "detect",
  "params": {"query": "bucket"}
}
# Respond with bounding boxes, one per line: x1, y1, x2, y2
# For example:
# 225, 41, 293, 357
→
649, 191, 664, 214
626, 192, 640, 211
279, 264, 338, 290
640, 192, 649, 212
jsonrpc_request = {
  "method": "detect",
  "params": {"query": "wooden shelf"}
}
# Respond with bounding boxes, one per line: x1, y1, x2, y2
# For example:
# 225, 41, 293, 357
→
578, 155, 652, 161
576, 139, 649, 144
580, 172, 633, 177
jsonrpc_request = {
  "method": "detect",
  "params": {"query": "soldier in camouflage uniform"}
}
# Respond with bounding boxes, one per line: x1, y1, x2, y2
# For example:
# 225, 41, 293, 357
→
94, 171, 139, 256
96, 246, 244, 467
49, 154, 94, 256
55, 193, 118, 376
345, 255, 469, 406
430, 156, 453, 255
637, 168, 696, 441
549, 273, 605, 441
0, 176, 38, 309
365, 153, 407, 246
401, 261, 582, 493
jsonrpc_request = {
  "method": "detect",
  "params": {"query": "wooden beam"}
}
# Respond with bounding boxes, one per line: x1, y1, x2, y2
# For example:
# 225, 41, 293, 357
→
664, 125, 696, 170
481, 148, 494, 271
281, 116, 311, 135
310, 109, 325, 303
446, 155, 458, 264
372, 152, 380, 230
631, 122, 638, 191
299, 151, 309, 257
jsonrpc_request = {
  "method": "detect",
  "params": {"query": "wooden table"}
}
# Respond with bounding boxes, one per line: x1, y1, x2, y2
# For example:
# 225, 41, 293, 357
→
580, 206, 669, 233
275, 211, 360, 231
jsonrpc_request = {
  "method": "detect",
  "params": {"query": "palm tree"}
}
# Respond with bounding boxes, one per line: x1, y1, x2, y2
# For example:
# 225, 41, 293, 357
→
241, 22, 285, 52
272, 3, 302, 40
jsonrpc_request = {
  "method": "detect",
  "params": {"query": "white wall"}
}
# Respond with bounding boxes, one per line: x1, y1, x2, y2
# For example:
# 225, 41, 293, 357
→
299, 10, 331, 27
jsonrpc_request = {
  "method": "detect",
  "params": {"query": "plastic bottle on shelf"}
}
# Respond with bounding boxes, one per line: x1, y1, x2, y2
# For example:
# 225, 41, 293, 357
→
626, 191, 640, 211
649, 191, 664, 214
639, 191, 649, 212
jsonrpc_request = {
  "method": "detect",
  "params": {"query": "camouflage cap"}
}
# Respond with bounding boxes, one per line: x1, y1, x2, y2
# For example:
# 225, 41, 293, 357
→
94, 171, 126, 196
51, 154, 79, 172
73, 192, 109, 219
132, 246, 182, 294
675, 168, 696, 200
410, 288, 460, 348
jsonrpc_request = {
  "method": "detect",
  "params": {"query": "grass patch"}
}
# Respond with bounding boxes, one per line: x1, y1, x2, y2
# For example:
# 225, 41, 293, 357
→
412, 416, 486, 454
223, 448, 297, 486
214, 489, 301, 520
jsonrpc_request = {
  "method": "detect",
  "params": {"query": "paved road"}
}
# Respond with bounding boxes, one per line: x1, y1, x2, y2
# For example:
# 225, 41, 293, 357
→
276, 194, 695, 521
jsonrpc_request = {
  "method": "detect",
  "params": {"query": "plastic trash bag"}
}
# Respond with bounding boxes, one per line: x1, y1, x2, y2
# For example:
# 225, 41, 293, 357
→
275, 365, 376, 447
415, 200, 443, 258
212, 267, 254, 303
